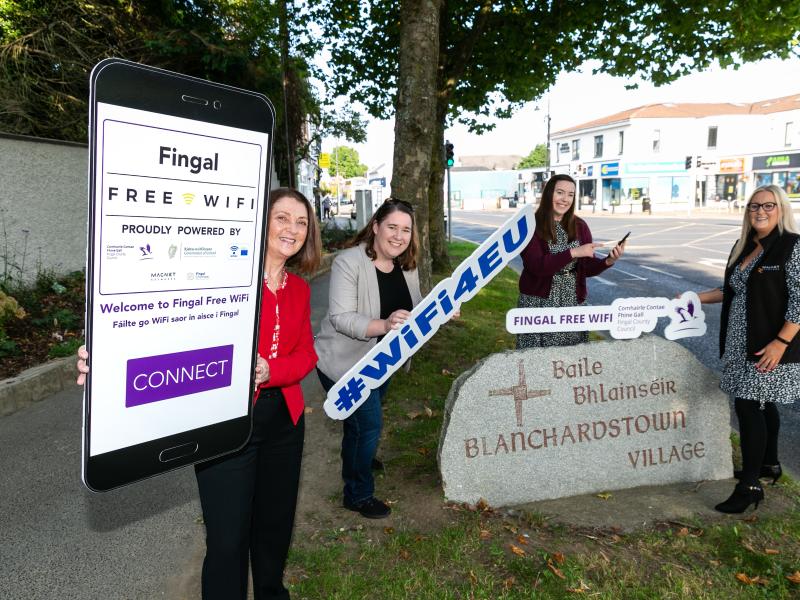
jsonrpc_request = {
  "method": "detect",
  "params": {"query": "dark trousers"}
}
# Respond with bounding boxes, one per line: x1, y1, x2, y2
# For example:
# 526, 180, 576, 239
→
735, 398, 780, 486
317, 368, 389, 504
195, 388, 304, 600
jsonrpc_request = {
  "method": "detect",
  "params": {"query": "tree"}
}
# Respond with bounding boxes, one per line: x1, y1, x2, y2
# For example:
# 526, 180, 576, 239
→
319, 0, 800, 286
518, 144, 548, 169
0, 0, 365, 184
328, 145, 368, 178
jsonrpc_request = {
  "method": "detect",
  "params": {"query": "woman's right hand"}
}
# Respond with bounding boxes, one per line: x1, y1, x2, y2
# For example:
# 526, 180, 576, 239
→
384, 309, 411, 333
570, 243, 604, 259
76, 345, 89, 385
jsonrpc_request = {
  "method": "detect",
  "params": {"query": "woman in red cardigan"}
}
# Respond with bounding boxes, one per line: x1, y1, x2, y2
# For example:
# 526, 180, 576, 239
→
517, 174, 625, 348
77, 188, 321, 600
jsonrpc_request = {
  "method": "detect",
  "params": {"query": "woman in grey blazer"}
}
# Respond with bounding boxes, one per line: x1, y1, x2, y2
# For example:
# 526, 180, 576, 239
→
315, 198, 422, 519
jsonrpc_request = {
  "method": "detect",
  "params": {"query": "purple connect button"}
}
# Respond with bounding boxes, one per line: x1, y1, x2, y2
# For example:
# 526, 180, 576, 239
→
126, 345, 234, 407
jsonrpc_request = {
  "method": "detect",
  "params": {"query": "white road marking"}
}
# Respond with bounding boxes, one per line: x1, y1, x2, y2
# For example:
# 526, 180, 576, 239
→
639, 265, 683, 279
682, 227, 740, 245
593, 276, 617, 286
613, 267, 647, 280
697, 258, 728, 270
685, 245, 730, 255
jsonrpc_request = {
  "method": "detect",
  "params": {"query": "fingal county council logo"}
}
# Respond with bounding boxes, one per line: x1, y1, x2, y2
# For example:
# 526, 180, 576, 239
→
168, 244, 178, 259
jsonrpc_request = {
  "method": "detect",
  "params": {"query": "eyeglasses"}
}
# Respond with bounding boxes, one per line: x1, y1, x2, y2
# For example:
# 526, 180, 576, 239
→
747, 202, 777, 213
385, 197, 414, 213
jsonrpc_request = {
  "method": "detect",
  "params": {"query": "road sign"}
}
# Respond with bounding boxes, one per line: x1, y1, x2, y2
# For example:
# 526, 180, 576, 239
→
319, 152, 331, 169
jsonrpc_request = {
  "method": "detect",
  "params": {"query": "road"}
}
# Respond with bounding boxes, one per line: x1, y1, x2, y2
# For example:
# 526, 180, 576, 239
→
452, 208, 800, 475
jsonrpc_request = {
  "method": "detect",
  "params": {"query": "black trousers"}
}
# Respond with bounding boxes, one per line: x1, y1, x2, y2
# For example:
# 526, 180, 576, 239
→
735, 397, 780, 486
195, 388, 305, 600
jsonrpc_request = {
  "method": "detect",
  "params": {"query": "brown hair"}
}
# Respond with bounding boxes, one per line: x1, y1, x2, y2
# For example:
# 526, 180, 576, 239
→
534, 174, 578, 243
267, 187, 321, 273
348, 198, 419, 270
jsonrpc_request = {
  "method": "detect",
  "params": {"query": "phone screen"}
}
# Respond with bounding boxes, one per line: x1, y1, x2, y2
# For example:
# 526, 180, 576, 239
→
88, 102, 267, 457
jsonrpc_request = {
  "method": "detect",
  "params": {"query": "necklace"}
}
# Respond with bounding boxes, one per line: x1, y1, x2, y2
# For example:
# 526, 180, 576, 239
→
264, 268, 287, 291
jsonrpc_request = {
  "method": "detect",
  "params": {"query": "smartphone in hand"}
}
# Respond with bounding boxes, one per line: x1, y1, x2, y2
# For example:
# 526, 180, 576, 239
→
618, 231, 631, 245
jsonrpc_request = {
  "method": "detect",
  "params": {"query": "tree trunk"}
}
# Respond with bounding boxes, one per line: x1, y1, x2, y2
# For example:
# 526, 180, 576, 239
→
390, 0, 441, 293
428, 106, 450, 273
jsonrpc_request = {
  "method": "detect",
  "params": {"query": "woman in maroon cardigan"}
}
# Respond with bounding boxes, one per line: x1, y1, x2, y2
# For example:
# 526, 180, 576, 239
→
517, 174, 625, 348
78, 188, 321, 600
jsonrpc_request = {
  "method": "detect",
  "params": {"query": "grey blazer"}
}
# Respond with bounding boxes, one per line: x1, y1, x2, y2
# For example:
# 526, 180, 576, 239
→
315, 244, 423, 381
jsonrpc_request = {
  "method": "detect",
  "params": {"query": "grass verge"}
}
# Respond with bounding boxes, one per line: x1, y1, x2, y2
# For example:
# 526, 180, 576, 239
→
286, 241, 800, 599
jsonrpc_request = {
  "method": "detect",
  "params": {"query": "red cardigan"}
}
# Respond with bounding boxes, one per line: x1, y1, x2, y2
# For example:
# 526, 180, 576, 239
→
256, 272, 317, 424
518, 217, 610, 303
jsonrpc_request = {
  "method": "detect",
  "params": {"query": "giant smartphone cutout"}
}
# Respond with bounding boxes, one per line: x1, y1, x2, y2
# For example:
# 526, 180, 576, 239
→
84, 59, 274, 491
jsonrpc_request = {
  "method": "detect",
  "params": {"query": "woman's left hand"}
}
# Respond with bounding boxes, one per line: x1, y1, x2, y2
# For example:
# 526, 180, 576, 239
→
755, 341, 787, 373
254, 354, 269, 388
605, 242, 625, 266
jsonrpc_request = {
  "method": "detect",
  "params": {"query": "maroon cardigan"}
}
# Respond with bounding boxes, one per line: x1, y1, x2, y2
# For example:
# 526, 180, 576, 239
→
518, 217, 611, 303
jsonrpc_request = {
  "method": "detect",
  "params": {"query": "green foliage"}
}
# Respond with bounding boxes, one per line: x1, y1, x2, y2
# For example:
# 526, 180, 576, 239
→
518, 143, 548, 169
327, 145, 368, 178
320, 1, 800, 132
48, 337, 83, 358
320, 221, 355, 252
0, 0, 365, 182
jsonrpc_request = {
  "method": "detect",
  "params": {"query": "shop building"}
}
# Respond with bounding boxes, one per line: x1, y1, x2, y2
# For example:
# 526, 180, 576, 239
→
549, 94, 800, 211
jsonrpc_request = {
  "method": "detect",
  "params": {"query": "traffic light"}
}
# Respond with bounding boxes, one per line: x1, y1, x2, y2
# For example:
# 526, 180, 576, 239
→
445, 141, 455, 168
685, 156, 692, 170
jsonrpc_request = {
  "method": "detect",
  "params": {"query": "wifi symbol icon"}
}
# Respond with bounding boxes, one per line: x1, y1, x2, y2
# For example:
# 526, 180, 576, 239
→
182, 192, 195, 205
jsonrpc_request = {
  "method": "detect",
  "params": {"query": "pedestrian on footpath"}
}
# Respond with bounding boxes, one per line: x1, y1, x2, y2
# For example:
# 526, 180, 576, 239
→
314, 198, 422, 519
689, 184, 799, 514
516, 174, 625, 348
78, 187, 322, 600
322, 195, 331, 220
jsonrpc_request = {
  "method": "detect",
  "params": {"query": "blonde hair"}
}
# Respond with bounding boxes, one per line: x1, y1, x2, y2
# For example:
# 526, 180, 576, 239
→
728, 185, 799, 267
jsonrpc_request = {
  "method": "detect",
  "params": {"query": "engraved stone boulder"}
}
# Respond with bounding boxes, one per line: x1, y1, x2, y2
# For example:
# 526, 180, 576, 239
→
437, 336, 732, 507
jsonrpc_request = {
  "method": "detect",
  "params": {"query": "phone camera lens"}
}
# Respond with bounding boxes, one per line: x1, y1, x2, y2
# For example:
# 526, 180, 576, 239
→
212, 100, 222, 110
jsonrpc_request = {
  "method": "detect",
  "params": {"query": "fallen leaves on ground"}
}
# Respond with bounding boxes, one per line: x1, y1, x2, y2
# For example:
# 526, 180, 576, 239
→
442, 368, 453, 376
547, 559, 566, 579
786, 571, 800, 584
303, 406, 314, 414
764, 548, 779, 555
677, 527, 689, 537
567, 580, 591, 593
383, 527, 394, 534
424, 405, 433, 417
595, 492, 612, 500
516, 534, 529, 545
398, 549, 411, 560
406, 411, 421, 420
735, 573, 769, 585
502, 576, 515, 590
479, 529, 492, 540
509, 544, 526, 557
552, 551, 566, 564
468, 570, 478, 585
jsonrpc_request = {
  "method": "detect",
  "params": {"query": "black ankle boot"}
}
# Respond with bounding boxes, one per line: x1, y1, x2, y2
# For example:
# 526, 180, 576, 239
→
733, 464, 782, 485
715, 483, 764, 514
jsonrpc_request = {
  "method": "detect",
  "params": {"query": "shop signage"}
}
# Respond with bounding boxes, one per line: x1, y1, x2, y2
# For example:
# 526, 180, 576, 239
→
587, 165, 594, 176
753, 153, 800, 170
719, 157, 744, 173
600, 162, 619, 177
624, 161, 685, 174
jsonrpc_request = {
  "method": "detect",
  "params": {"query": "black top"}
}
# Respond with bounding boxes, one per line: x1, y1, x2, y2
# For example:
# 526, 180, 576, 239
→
376, 264, 413, 319
720, 227, 800, 363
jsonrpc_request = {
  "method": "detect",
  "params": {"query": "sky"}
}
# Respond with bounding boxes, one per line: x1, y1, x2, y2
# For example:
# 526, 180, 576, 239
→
323, 56, 800, 173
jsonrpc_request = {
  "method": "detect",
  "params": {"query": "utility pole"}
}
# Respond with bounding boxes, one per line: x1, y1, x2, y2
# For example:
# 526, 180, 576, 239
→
545, 96, 551, 179
445, 141, 454, 242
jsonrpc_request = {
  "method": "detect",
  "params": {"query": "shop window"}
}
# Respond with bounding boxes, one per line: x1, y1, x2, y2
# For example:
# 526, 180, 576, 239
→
707, 126, 718, 149
618, 131, 624, 155
785, 122, 793, 147
594, 135, 603, 158
652, 129, 660, 153
571, 139, 580, 160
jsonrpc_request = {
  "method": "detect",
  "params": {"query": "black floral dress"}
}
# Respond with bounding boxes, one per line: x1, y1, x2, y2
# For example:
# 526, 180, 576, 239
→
720, 241, 800, 404
516, 222, 588, 348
